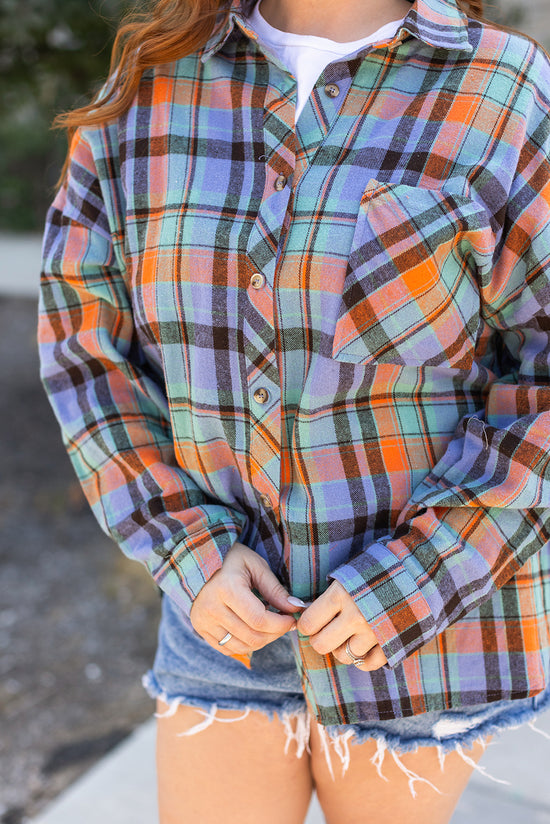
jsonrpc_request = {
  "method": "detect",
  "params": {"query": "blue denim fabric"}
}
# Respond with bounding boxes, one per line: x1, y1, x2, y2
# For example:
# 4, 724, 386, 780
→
143, 593, 550, 756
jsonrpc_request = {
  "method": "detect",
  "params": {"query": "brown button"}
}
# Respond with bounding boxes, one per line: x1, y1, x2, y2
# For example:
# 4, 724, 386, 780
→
274, 174, 287, 192
324, 83, 340, 98
253, 387, 269, 404
260, 494, 272, 509
250, 273, 265, 289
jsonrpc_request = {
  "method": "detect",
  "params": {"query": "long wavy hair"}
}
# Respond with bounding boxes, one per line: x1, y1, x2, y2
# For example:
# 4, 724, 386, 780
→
55, 0, 486, 176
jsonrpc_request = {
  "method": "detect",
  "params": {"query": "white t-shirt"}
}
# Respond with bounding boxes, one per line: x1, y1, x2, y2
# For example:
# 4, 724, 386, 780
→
246, 2, 405, 120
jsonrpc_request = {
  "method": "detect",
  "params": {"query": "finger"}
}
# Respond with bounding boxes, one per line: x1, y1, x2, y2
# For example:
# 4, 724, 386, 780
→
200, 629, 253, 657
333, 633, 377, 664
308, 613, 355, 656
225, 585, 297, 635
215, 605, 293, 649
297, 586, 342, 636
333, 640, 388, 671
359, 644, 388, 670
246, 553, 305, 615
190, 570, 296, 639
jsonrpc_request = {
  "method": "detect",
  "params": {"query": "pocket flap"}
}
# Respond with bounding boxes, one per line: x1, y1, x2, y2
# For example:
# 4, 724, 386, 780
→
332, 182, 494, 369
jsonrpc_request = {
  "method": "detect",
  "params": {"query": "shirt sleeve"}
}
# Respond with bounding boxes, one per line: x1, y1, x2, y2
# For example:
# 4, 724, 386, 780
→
330, 66, 550, 669
38, 127, 247, 616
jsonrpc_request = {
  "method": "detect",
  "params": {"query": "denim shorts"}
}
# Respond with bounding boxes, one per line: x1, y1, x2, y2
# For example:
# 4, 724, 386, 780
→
143, 593, 550, 789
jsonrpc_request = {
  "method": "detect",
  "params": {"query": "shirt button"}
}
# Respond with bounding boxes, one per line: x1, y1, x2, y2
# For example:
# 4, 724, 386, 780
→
253, 387, 269, 404
274, 174, 287, 192
260, 494, 273, 509
250, 273, 265, 289
324, 83, 340, 98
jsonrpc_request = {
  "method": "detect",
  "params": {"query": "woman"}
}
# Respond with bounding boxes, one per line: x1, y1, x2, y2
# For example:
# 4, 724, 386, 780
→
38, 0, 550, 821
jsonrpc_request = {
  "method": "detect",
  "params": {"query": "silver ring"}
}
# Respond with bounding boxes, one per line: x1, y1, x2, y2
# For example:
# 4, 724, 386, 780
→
346, 638, 368, 668
218, 631, 232, 647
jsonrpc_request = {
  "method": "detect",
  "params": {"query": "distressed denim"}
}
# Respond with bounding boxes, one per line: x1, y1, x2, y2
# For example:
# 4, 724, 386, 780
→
144, 594, 550, 794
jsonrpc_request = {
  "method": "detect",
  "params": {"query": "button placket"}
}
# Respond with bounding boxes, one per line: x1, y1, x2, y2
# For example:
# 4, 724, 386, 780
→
242, 73, 292, 516
247, 372, 281, 512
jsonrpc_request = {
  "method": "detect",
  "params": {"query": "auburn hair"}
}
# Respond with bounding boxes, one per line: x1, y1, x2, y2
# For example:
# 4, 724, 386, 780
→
55, 0, 485, 178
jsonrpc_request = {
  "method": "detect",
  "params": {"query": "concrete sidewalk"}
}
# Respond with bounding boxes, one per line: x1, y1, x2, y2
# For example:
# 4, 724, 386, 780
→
27, 710, 550, 824
0, 232, 43, 297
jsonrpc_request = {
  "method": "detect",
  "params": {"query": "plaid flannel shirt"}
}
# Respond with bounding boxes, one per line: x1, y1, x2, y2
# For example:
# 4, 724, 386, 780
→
39, 0, 550, 724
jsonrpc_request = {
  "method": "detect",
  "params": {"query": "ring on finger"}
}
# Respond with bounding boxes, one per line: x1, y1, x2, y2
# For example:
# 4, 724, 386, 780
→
218, 631, 233, 646
345, 638, 368, 668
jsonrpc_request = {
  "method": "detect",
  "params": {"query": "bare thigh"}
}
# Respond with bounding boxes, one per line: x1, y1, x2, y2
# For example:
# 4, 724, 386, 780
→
310, 722, 487, 824
156, 699, 313, 824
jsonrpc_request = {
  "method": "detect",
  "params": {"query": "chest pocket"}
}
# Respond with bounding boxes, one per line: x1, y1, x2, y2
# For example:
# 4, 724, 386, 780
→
332, 181, 494, 369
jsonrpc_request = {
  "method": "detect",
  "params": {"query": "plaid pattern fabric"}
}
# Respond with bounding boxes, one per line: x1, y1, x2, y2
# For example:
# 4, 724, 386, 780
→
39, 0, 550, 724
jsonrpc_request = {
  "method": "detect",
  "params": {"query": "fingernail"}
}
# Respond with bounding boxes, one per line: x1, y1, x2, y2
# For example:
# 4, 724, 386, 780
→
287, 596, 307, 608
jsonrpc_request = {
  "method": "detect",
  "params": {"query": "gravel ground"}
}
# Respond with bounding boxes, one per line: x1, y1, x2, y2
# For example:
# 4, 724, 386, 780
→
0, 296, 161, 824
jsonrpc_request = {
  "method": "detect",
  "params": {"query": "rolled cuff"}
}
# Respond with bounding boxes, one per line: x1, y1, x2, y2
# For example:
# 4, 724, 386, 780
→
151, 519, 244, 616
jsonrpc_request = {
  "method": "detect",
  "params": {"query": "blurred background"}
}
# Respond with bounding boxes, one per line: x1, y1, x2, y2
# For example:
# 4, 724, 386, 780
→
0, 1, 549, 823
1, 0, 136, 232
1, 4, 159, 824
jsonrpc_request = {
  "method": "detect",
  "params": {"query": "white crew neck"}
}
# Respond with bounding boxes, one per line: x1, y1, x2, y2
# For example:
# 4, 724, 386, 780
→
251, 4, 403, 53
246, 2, 405, 120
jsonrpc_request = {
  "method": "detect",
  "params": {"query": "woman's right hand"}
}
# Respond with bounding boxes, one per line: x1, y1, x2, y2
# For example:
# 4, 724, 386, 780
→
189, 542, 304, 656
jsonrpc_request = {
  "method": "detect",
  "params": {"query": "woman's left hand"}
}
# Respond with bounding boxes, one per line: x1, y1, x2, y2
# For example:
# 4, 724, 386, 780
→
297, 581, 388, 671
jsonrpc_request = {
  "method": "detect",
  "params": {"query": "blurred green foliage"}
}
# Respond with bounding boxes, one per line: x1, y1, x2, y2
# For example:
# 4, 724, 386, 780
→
0, 0, 527, 231
0, 0, 132, 231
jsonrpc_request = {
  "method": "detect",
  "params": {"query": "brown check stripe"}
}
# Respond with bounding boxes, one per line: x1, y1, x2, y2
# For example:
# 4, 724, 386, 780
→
39, 0, 550, 723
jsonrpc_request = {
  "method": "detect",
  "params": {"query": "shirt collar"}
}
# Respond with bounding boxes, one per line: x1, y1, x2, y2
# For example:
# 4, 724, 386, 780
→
201, 0, 472, 63
201, 2, 259, 62
402, 0, 472, 53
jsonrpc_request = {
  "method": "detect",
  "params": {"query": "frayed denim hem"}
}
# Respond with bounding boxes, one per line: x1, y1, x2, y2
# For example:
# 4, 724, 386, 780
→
326, 680, 550, 754
144, 669, 550, 797
142, 669, 307, 723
